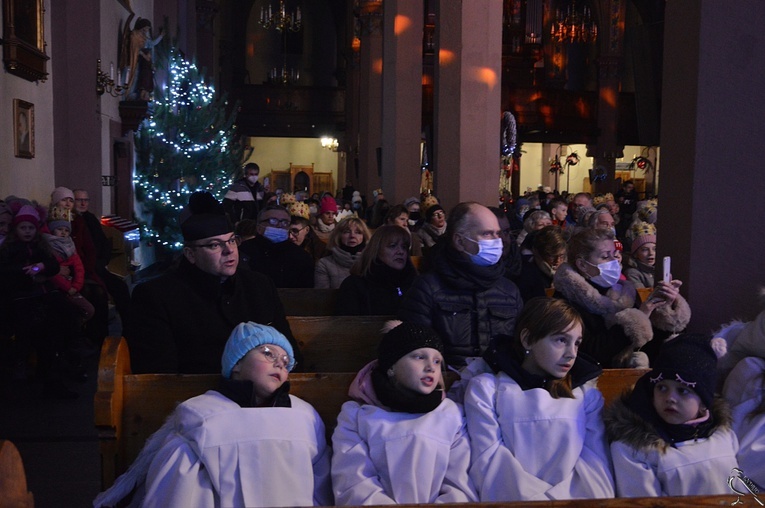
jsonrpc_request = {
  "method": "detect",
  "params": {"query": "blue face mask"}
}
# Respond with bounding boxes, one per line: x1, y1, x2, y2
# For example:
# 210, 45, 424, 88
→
263, 226, 288, 243
463, 237, 504, 266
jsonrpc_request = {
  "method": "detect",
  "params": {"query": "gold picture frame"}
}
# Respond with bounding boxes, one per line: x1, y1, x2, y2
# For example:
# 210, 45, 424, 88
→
2, 0, 49, 82
14, 99, 34, 158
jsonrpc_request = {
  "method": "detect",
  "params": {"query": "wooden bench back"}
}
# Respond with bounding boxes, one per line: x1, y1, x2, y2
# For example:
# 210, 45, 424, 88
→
287, 315, 391, 371
278, 288, 338, 316
95, 336, 648, 490
0, 440, 34, 508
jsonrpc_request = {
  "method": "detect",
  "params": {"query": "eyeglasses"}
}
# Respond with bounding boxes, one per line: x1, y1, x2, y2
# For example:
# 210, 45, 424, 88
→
191, 235, 240, 252
74, 198, 90, 203
432, 211, 445, 219
288, 226, 308, 237
260, 217, 291, 228
253, 345, 292, 368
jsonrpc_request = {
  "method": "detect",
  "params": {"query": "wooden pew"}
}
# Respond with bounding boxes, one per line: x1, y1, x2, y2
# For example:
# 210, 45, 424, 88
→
0, 440, 34, 508
278, 287, 338, 316
287, 315, 392, 371
95, 336, 648, 490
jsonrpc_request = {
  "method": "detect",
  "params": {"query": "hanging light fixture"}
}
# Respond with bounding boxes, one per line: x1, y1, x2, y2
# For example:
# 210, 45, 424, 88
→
550, 1, 597, 44
260, 0, 302, 32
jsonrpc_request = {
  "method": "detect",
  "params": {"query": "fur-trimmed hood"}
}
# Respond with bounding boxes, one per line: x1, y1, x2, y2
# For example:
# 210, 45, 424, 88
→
554, 263, 653, 354
604, 391, 733, 453
554, 262, 638, 317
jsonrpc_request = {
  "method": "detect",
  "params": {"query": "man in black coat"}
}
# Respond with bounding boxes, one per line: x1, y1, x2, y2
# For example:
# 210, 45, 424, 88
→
238, 204, 315, 288
125, 211, 301, 373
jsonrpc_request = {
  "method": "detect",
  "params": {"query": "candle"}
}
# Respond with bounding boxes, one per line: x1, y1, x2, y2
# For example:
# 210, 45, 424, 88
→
110, 63, 114, 80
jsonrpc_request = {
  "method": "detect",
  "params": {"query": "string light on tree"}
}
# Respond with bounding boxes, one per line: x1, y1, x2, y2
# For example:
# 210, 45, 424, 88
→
133, 48, 243, 251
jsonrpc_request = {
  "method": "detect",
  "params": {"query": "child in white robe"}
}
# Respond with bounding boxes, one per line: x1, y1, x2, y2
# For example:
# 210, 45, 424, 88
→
605, 333, 739, 497
331, 321, 478, 505
464, 297, 615, 501
94, 322, 333, 507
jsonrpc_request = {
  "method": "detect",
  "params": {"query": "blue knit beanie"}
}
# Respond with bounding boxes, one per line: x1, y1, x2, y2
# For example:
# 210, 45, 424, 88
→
221, 322, 295, 378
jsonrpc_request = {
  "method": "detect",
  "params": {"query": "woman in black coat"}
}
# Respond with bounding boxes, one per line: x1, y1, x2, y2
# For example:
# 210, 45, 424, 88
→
336, 225, 417, 316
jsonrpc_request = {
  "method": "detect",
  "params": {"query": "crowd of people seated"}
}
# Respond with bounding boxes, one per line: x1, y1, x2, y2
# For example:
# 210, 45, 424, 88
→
4, 172, 765, 505
0, 187, 131, 399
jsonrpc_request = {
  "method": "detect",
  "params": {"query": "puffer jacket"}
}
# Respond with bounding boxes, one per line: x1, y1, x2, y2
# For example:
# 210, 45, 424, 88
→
398, 242, 523, 367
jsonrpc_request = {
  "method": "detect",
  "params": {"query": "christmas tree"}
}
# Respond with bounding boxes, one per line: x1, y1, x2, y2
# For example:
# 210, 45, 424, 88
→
133, 48, 242, 251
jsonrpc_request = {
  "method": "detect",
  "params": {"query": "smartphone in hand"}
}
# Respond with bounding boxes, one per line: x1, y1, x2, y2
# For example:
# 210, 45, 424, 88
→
662, 256, 671, 283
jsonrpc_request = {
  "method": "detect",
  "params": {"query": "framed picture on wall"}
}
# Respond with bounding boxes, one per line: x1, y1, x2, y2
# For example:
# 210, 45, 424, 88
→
2, 0, 49, 81
14, 99, 34, 158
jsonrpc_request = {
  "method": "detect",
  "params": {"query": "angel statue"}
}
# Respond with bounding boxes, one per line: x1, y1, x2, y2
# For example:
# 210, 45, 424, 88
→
119, 15, 164, 101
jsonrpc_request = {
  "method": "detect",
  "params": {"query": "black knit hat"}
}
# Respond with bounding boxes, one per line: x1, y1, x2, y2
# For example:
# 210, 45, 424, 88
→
425, 204, 445, 222
378, 322, 444, 372
648, 333, 718, 407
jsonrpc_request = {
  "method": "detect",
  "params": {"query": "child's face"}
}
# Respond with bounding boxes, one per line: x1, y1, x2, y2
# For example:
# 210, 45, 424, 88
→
231, 344, 290, 402
653, 379, 703, 425
15, 221, 37, 242
521, 321, 583, 379
634, 243, 656, 266
53, 226, 70, 238
391, 347, 443, 395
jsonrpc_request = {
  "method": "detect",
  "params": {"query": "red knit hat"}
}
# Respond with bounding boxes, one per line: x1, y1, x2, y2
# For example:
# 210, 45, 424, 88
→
320, 195, 338, 214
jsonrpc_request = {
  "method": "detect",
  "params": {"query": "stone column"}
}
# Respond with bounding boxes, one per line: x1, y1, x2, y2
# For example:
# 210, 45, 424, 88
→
432, 0, 503, 209
586, 0, 627, 195
381, 0, 424, 205
356, 1, 385, 202
660, 0, 765, 330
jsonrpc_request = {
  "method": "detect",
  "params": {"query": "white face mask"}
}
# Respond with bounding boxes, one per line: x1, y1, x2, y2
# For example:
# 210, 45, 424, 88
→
246, 175, 259, 184
463, 237, 503, 266
584, 259, 621, 288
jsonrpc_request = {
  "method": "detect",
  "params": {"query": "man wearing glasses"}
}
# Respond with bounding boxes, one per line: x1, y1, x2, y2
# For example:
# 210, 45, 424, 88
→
238, 205, 314, 288
126, 209, 301, 373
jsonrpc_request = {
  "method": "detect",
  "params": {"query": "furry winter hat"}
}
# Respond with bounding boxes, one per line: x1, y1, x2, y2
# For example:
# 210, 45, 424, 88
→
319, 195, 338, 214
352, 191, 362, 204
12, 204, 41, 227
50, 187, 75, 206
648, 333, 718, 408
47, 206, 73, 232
221, 322, 295, 378
630, 221, 657, 254
288, 201, 311, 220
377, 321, 444, 373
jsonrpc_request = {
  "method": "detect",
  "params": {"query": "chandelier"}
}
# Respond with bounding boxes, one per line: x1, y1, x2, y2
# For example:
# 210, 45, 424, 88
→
550, 1, 597, 44
260, 0, 302, 32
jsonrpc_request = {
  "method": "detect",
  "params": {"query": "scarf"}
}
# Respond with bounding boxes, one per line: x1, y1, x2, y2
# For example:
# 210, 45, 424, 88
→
315, 220, 335, 234
433, 242, 506, 291
216, 376, 292, 408
44, 233, 76, 259
370, 365, 444, 413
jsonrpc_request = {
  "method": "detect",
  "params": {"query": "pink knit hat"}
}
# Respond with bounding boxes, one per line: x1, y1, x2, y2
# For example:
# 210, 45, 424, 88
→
12, 204, 41, 227
630, 222, 657, 254
319, 195, 338, 214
